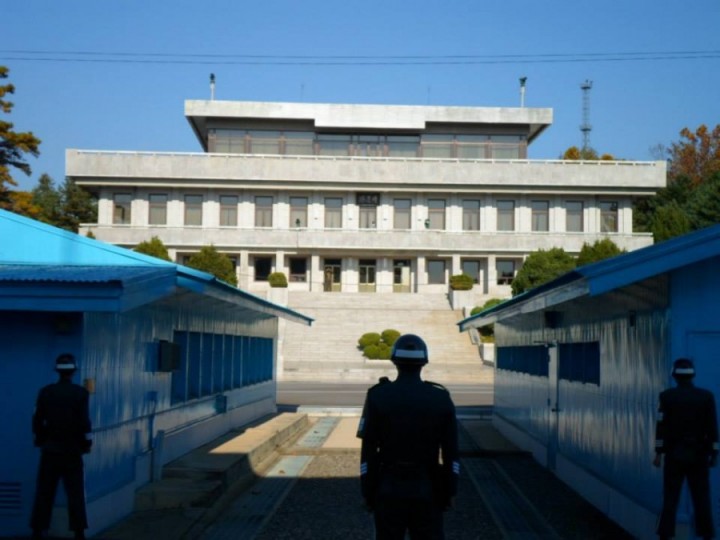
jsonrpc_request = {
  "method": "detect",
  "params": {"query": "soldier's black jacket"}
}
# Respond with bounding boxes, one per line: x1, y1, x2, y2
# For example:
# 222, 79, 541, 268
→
33, 379, 92, 455
655, 383, 719, 461
357, 375, 459, 506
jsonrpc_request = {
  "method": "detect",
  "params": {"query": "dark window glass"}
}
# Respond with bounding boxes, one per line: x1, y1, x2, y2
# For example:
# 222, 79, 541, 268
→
600, 201, 618, 233
113, 193, 132, 224
427, 259, 446, 284
254, 257, 272, 281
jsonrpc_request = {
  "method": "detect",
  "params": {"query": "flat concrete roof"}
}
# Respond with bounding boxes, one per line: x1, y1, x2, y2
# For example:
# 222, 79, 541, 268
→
185, 100, 553, 150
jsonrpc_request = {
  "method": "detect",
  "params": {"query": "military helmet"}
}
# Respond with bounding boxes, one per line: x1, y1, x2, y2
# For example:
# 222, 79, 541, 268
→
55, 353, 78, 373
391, 334, 429, 366
671, 358, 695, 379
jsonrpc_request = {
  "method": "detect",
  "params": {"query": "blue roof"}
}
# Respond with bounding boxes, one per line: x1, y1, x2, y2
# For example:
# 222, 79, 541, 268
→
458, 223, 720, 331
0, 210, 313, 325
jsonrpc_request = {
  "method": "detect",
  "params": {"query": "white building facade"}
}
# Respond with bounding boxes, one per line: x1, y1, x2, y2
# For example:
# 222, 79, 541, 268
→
68, 100, 665, 302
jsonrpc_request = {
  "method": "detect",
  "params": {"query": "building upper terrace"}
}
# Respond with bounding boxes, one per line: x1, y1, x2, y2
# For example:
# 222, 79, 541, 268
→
185, 100, 554, 156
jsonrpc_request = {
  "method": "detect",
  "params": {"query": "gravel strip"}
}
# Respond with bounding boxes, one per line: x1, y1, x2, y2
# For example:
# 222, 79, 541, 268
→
254, 453, 503, 540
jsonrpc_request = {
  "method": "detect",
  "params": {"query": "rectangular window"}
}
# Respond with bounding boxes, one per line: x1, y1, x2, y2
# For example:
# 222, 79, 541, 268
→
497, 200, 515, 231
462, 200, 481, 231
427, 199, 446, 230
461, 260, 481, 284
559, 341, 600, 385
359, 259, 376, 285
184, 195, 203, 226
283, 131, 314, 156
255, 196, 273, 227
456, 135, 487, 159
254, 257, 272, 281
427, 259, 446, 285
387, 136, 419, 157
497, 259, 516, 285
148, 194, 167, 225
318, 134, 350, 156
359, 206, 376, 229
219, 195, 238, 227
248, 130, 280, 154
497, 345, 549, 377
113, 193, 132, 224
566, 201, 584, 232
289, 258, 308, 282
393, 199, 411, 230
290, 197, 308, 227
324, 198, 342, 228
531, 200, 550, 232
421, 134, 453, 158
600, 201, 618, 233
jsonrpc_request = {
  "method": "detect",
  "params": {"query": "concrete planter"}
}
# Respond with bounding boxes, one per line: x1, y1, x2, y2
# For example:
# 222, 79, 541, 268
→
479, 343, 495, 366
449, 288, 474, 310
267, 287, 288, 306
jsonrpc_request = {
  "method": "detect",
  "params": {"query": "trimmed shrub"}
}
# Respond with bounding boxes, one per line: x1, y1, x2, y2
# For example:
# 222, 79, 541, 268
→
449, 274, 474, 291
358, 332, 381, 349
381, 329, 401, 347
268, 272, 288, 288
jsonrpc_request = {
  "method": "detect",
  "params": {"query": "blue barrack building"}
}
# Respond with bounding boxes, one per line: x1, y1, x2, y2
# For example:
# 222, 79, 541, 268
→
0, 210, 312, 537
459, 224, 720, 540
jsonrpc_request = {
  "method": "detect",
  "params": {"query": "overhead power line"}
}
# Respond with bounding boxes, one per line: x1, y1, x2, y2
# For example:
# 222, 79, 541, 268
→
2, 49, 720, 66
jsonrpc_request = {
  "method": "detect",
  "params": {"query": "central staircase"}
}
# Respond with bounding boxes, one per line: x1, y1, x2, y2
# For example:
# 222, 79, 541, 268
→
279, 292, 493, 384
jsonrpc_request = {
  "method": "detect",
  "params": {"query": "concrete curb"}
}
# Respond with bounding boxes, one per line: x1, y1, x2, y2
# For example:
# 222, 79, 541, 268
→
99, 412, 309, 540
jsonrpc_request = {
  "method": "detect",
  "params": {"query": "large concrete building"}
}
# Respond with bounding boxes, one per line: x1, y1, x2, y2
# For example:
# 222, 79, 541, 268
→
67, 100, 665, 303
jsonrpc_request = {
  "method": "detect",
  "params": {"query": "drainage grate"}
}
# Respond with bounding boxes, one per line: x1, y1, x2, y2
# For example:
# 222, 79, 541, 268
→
0, 482, 22, 515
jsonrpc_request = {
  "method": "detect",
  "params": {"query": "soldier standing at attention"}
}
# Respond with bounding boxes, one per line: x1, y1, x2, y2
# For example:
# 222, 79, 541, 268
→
654, 358, 719, 540
30, 353, 92, 540
357, 334, 460, 540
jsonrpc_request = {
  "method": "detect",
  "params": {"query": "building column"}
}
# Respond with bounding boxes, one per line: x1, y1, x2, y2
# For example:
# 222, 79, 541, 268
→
451, 254, 462, 276
310, 255, 322, 292
416, 256, 427, 293
238, 250, 250, 290
275, 251, 286, 275
487, 255, 497, 296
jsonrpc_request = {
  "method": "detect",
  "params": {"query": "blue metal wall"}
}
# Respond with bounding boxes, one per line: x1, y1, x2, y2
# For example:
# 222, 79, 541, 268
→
495, 306, 669, 512
0, 296, 279, 536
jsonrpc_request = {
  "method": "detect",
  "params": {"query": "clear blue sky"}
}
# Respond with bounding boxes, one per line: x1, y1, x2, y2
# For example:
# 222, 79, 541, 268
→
4, 0, 720, 191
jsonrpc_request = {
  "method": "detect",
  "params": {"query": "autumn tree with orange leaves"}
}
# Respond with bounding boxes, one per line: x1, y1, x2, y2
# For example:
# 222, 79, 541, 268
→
667, 124, 720, 185
0, 66, 41, 206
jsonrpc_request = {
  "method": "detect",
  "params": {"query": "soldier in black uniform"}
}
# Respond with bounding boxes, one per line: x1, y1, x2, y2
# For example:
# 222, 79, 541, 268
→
654, 358, 719, 540
30, 353, 92, 540
357, 334, 460, 540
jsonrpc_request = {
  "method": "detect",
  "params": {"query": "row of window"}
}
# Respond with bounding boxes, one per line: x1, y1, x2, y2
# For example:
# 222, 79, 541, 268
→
170, 331, 273, 404
496, 341, 601, 385
211, 129, 527, 160
188, 255, 518, 287
113, 194, 620, 233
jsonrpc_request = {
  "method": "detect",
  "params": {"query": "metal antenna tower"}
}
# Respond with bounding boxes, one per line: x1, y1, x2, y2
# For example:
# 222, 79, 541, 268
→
580, 80, 593, 151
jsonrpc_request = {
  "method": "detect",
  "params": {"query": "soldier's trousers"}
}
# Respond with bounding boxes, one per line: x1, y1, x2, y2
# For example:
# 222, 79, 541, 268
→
30, 451, 87, 532
657, 458, 714, 538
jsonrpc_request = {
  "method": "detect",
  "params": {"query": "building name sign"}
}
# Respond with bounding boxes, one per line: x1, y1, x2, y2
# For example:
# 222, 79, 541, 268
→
357, 193, 380, 207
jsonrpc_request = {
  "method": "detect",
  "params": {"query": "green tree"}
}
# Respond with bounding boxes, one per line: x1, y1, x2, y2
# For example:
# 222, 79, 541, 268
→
0, 66, 41, 205
31, 173, 62, 224
576, 238, 625, 267
56, 178, 97, 232
511, 248, 576, 296
686, 172, 720, 230
134, 236, 172, 261
186, 245, 238, 286
651, 201, 692, 242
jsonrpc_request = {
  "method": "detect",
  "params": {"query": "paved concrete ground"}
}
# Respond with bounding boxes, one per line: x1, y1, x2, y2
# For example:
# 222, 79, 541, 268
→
63, 410, 635, 540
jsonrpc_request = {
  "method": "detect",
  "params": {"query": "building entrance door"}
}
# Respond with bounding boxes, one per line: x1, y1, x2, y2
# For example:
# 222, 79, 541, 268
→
393, 260, 411, 293
323, 259, 341, 292
359, 260, 376, 293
